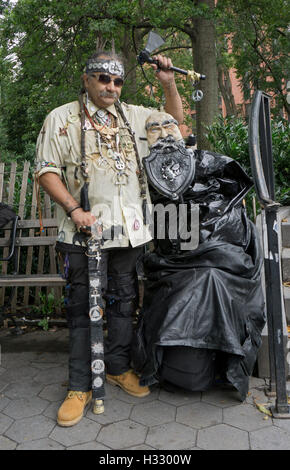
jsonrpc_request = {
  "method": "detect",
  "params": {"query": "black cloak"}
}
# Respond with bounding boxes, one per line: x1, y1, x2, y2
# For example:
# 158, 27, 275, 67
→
132, 150, 266, 401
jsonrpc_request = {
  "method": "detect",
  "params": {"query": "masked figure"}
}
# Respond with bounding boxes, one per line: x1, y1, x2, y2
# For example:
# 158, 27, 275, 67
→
143, 112, 195, 202
132, 111, 266, 401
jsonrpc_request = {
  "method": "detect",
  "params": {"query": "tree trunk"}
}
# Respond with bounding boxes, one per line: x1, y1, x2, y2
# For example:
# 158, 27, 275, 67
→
192, 0, 219, 149
217, 65, 238, 116
120, 30, 138, 104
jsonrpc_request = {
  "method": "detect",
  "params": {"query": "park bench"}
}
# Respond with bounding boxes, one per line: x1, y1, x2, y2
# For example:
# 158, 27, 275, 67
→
0, 161, 65, 321
0, 160, 145, 328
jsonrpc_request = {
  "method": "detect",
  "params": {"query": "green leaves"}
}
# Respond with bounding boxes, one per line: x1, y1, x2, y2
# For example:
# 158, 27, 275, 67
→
216, 0, 290, 116
0, 0, 288, 158
205, 114, 290, 206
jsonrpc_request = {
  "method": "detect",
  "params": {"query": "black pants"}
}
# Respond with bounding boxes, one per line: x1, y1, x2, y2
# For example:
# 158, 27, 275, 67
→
56, 242, 143, 391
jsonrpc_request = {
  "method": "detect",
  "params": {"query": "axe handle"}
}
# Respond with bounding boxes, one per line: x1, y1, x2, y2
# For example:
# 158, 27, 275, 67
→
150, 57, 206, 80
138, 50, 206, 80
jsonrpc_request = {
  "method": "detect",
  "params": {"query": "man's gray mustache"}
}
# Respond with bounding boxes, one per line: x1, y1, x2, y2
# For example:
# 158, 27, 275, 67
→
99, 91, 118, 98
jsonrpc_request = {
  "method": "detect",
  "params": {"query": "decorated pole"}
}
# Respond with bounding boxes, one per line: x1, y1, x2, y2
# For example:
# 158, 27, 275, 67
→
86, 221, 106, 414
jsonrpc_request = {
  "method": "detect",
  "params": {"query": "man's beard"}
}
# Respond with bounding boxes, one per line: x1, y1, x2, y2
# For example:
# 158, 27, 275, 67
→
150, 135, 185, 152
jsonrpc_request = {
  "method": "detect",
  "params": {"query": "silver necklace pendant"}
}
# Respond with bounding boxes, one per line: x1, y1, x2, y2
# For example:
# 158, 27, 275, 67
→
96, 109, 107, 119
115, 159, 125, 170
114, 172, 128, 185
95, 109, 112, 127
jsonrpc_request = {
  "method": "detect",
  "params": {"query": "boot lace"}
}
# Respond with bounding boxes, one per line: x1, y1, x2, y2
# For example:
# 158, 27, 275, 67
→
67, 391, 86, 401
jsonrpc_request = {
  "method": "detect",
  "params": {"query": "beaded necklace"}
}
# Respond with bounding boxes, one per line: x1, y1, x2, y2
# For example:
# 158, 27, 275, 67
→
83, 103, 131, 185
78, 93, 148, 222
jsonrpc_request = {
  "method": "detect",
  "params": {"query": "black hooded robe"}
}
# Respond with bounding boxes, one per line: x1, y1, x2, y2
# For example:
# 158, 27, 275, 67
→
132, 150, 266, 401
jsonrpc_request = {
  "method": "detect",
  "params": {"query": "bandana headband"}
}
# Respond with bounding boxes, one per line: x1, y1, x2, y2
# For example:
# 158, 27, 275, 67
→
85, 59, 125, 79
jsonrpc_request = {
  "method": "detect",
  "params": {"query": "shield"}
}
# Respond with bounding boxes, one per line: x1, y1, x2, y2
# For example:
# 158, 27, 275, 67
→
143, 146, 195, 200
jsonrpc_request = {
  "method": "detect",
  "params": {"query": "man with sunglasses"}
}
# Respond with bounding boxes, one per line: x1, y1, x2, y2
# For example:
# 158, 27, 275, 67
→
35, 50, 183, 426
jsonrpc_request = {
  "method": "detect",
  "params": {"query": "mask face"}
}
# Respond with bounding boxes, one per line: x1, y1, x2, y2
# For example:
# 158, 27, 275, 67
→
145, 111, 183, 147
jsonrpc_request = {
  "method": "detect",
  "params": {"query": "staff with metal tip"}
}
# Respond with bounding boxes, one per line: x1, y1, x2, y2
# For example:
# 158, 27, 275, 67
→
86, 220, 106, 415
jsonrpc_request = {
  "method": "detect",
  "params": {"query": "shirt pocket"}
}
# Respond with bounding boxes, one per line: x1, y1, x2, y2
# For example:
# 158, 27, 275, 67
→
85, 129, 98, 155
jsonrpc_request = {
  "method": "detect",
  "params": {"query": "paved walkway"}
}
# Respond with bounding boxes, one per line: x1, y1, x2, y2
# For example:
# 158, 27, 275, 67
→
0, 328, 290, 451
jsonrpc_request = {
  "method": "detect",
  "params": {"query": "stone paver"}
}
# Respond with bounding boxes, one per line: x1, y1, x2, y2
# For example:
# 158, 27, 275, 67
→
146, 422, 197, 449
97, 419, 147, 449
86, 398, 132, 425
176, 402, 222, 429
0, 395, 11, 411
129, 444, 156, 450
3, 396, 50, 419
223, 403, 273, 432
0, 412, 14, 434
4, 380, 44, 400
42, 400, 62, 420
273, 418, 290, 433
49, 417, 100, 447
33, 366, 68, 385
0, 354, 32, 369
197, 424, 250, 450
202, 386, 242, 408
246, 388, 272, 405
250, 426, 290, 450
67, 442, 110, 450
39, 383, 67, 402
5, 415, 55, 444
115, 386, 160, 405
159, 388, 201, 406
1, 328, 290, 451
31, 362, 62, 370
0, 435, 17, 450
0, 365, 39, 383
17, 438, 65, 450
0, 378, 8, 393
130, 400, 176, 427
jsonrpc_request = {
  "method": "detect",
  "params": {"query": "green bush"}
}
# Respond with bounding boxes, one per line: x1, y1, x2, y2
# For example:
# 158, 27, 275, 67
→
33, 291, 64, 331
205, 115, 290, 206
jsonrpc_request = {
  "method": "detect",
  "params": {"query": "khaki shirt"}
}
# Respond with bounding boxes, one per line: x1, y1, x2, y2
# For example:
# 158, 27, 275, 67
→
35, 99, 154, 248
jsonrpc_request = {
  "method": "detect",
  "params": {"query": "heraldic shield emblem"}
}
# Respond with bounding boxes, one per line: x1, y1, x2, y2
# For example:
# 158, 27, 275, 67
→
143, 145, 195, 200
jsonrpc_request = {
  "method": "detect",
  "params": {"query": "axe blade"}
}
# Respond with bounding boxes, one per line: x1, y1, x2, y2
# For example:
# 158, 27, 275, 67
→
145, 31, 165, 53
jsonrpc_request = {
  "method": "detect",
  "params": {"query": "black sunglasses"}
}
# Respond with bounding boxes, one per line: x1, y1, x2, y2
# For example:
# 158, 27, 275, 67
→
93, 73, 124, 87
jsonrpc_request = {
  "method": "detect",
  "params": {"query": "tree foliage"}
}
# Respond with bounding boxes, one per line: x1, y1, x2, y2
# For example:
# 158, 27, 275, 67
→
0, 0, 288, 158
0, 0, 219, 153
216, 0, 290, 116
206, 115, 290, 206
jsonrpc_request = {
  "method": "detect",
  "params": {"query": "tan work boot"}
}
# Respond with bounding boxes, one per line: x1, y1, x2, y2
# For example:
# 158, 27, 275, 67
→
57, 390, 92, 427
106, 370, 150, 397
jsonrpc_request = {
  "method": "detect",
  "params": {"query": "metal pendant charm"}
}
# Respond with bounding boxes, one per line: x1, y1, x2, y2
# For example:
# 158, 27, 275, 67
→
93, 399, 105, 415
192, 89, 203, 102
114, 172, 128, 185
96, 109, 106, 119
115, 159, 125, 170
